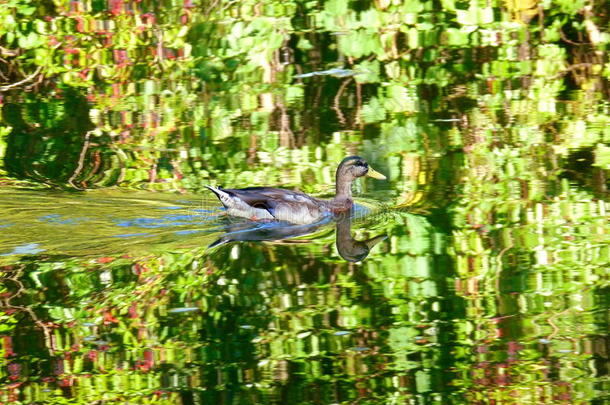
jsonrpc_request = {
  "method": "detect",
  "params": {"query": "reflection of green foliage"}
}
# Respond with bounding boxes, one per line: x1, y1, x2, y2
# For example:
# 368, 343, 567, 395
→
0, 0, 607, 196
0, 210, 457, 403
0, 0, 609, 403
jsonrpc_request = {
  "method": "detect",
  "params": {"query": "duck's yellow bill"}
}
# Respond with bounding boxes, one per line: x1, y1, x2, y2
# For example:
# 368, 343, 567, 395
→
366, 167, 387, 180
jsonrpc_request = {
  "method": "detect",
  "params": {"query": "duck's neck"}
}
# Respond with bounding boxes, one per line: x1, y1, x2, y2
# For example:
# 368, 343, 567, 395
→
333, 175, 353, 206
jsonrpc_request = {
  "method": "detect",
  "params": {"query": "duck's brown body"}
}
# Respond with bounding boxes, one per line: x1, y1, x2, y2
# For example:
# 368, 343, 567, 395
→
207, 156, 386, 225
206, 186, 330, 224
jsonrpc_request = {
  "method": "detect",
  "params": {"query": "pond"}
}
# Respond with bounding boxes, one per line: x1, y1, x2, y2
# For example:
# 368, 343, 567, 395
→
0, 0, 609, 404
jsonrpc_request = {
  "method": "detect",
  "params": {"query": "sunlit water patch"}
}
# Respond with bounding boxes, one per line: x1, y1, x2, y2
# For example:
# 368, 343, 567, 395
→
0, 188, 224, 258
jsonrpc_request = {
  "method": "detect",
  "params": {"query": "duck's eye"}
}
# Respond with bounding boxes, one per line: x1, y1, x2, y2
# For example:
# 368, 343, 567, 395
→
355, 161, 367, 167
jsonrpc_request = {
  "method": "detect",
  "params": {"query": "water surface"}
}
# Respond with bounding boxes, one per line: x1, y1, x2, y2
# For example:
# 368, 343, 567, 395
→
0, 0, 609, 404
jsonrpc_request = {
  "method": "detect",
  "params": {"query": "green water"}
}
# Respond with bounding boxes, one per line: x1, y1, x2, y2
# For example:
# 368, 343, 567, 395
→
1, 0, 609, 404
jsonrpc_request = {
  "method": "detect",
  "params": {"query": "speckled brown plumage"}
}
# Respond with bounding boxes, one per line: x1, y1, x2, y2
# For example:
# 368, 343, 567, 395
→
207, 156, 386, 225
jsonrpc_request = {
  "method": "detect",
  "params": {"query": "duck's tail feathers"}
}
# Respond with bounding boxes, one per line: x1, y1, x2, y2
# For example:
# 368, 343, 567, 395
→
206, 185, 231, 208
205, 185, 222, 197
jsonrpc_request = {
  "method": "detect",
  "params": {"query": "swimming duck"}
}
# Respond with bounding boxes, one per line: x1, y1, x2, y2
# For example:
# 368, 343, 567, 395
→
206, 156, 386, 225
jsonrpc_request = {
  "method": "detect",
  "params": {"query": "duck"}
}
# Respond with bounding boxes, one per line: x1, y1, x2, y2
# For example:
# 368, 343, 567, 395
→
206, 156, 386, 225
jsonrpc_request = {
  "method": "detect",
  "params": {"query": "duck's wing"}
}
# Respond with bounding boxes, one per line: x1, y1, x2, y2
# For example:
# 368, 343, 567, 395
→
207, 186, 328, 224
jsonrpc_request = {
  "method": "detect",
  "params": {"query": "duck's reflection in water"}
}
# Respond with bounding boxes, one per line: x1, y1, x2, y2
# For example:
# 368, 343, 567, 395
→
334, 214, 386, 262
209, 212, 385, 262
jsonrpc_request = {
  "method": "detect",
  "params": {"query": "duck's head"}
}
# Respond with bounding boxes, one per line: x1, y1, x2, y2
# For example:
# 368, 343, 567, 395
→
333, 156, 386, 203
336, 156, 386, 182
